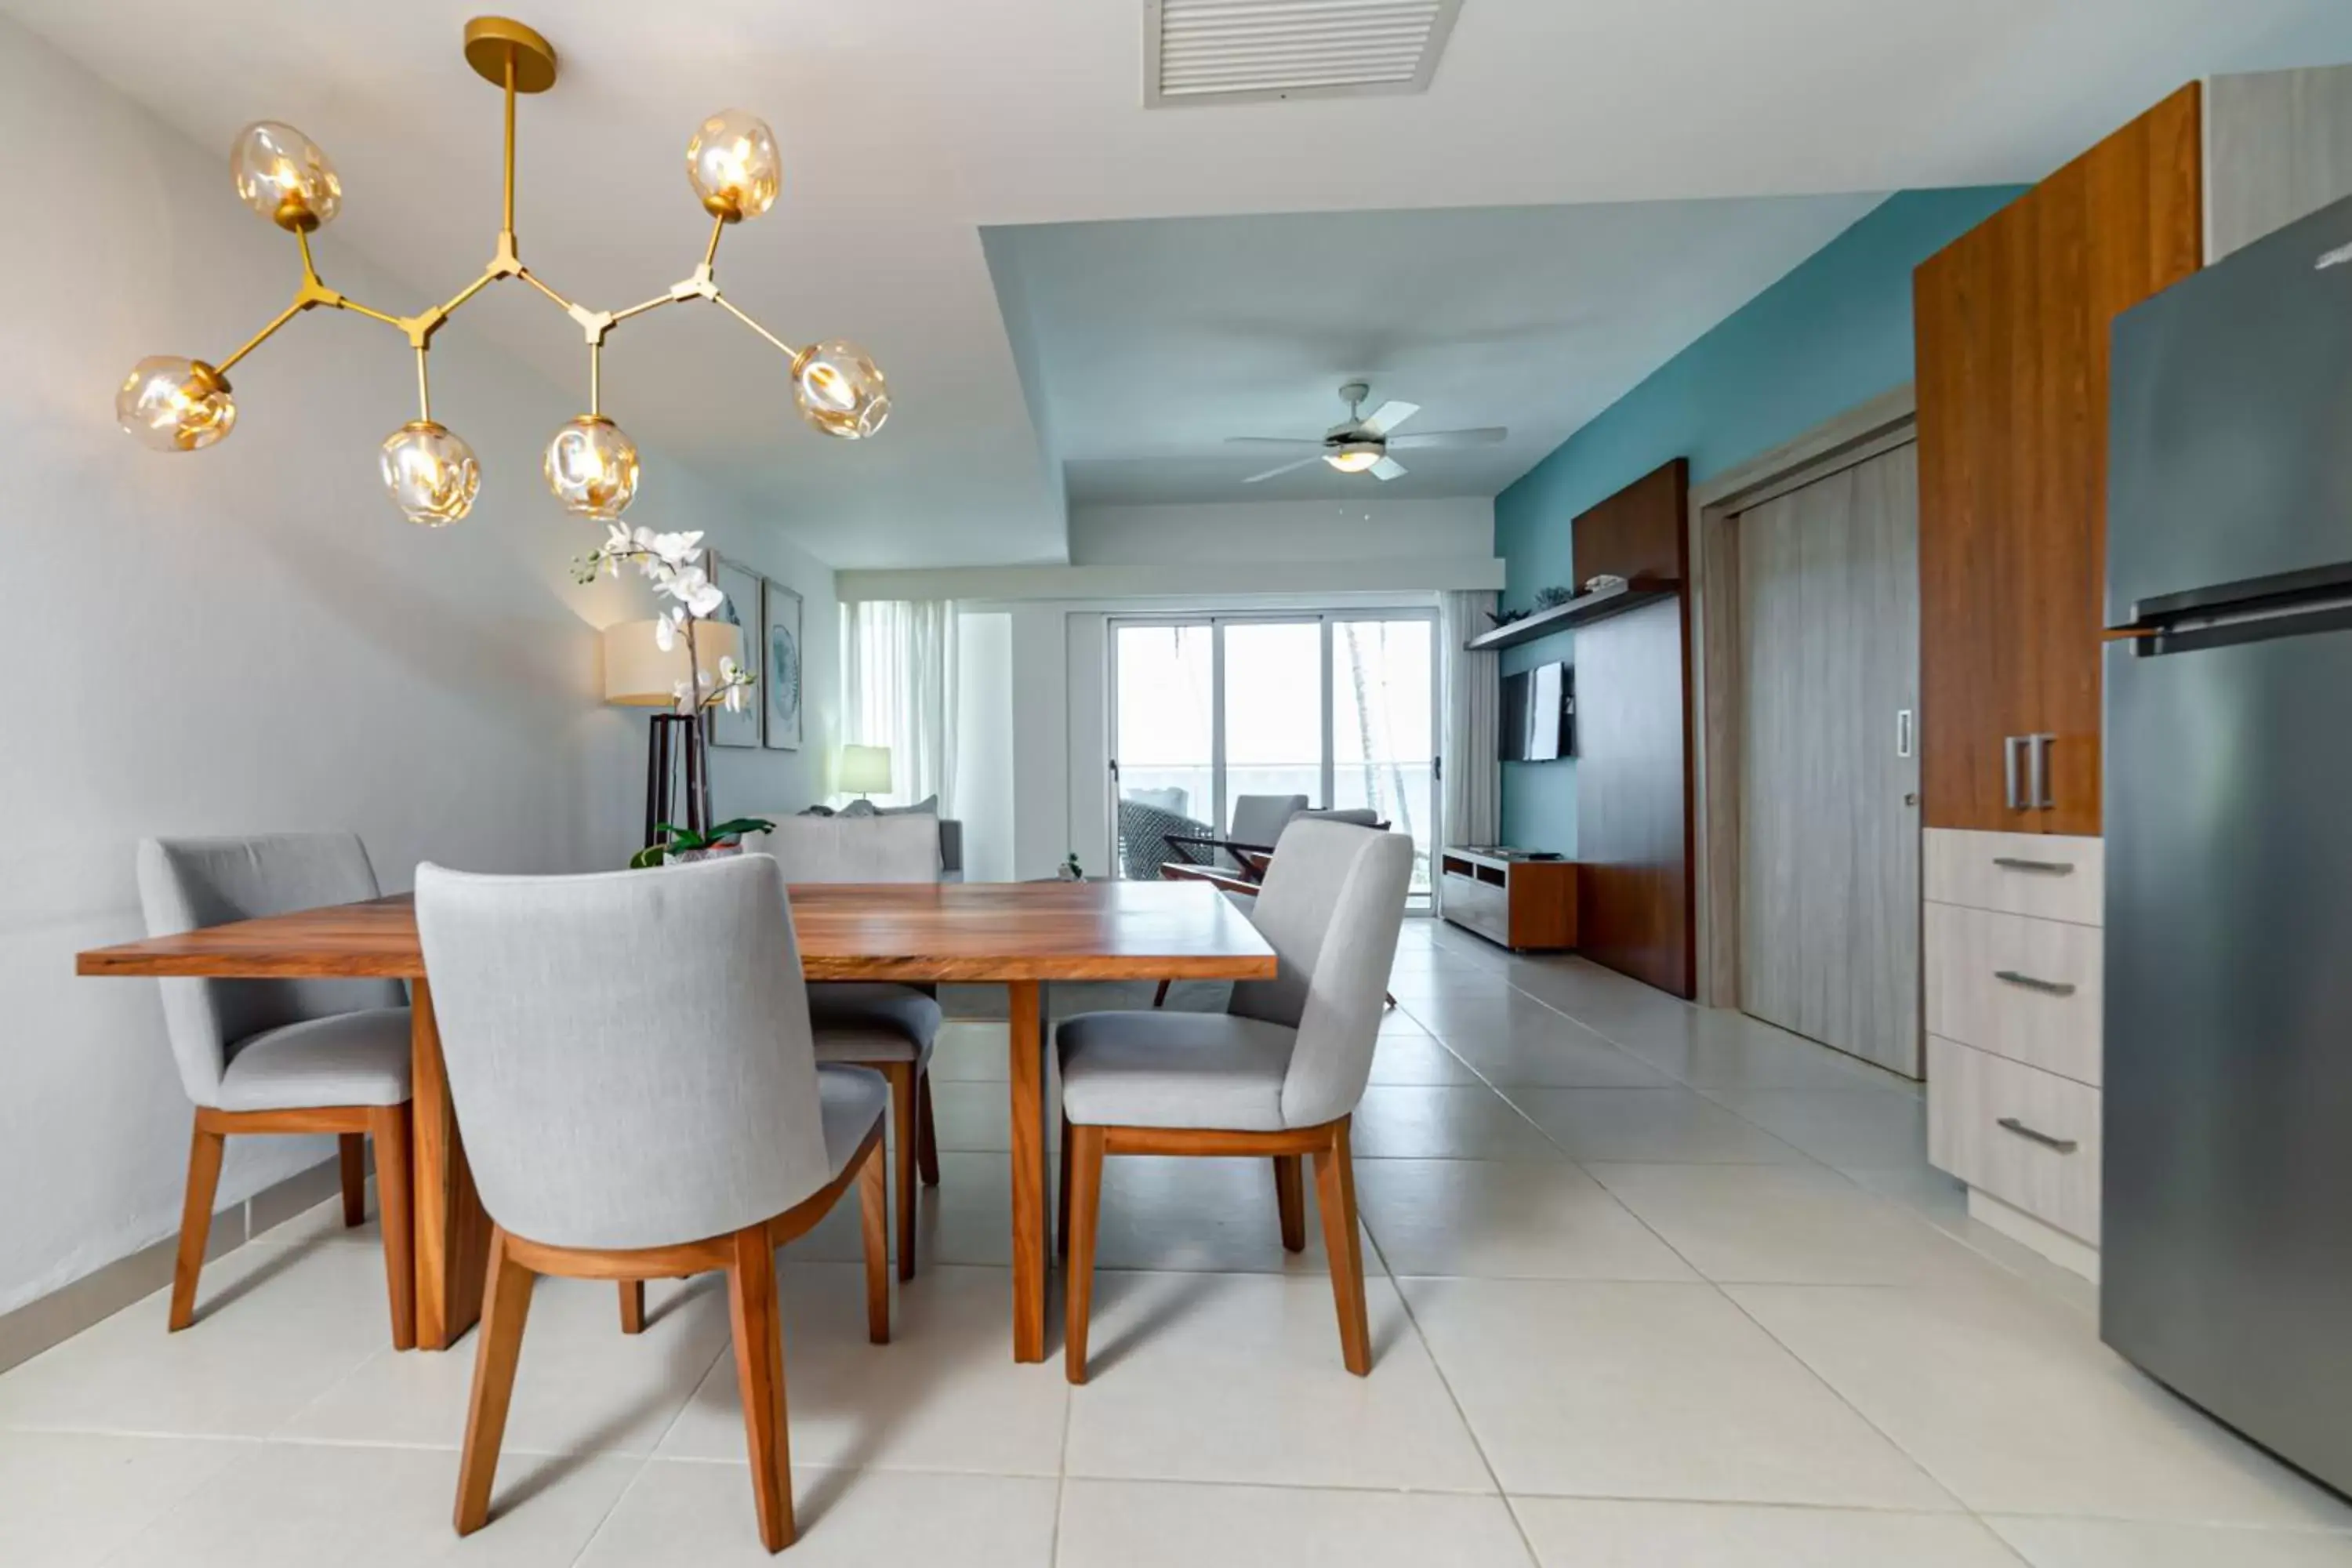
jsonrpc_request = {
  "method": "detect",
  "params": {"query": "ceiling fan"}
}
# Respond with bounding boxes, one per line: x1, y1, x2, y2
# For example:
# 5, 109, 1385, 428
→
1226, 381, 1506, 484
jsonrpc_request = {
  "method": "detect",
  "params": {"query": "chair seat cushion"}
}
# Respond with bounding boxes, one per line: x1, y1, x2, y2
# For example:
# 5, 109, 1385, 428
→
1056, 1010, 1298, 1131
810, 982, 941, 1067
817, 1065, 890, 1178
216, 1007, 413, 1111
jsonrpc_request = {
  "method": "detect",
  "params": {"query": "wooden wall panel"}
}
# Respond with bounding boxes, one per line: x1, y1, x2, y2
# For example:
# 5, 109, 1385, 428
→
1573, 458, 1690, 586
1915, 82, 2201, 836
1577, 596, 1693, 997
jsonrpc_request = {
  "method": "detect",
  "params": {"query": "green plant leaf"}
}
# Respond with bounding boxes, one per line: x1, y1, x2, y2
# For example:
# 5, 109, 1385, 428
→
706, 817, 776, 840
628, 844, 667, 869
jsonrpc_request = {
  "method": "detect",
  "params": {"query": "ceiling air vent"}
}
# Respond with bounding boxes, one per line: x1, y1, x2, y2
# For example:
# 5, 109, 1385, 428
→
1144, 0, 1463, 108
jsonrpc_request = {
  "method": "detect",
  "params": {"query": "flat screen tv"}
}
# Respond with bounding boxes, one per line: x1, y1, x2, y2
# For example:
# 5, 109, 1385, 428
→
1500, 661, 1573, 762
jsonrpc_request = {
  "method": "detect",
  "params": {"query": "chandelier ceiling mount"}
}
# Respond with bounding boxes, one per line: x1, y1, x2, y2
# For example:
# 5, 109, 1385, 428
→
114, 14, 888, 528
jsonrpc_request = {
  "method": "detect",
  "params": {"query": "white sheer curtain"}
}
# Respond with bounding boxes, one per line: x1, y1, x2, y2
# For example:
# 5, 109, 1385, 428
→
840, 599, 958, 812
1439, 590, 1501, 851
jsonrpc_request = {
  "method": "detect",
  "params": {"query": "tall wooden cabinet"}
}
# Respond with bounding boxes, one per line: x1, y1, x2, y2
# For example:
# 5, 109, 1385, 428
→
1914, 83, 2201, 1278
1914, 82, 2202, 837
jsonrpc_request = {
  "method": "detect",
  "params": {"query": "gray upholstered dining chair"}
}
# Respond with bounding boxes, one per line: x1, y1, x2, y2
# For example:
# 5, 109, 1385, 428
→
1056, 818, 1413, 1383
136, 833, 416, 1348
753, 812, 945, 1281
414, 855, 890, 1555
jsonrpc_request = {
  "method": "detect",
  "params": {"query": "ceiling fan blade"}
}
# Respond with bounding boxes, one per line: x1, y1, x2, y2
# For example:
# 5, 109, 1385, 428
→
1357, 400, 1421, 437
1243, 457, 1323, 484
1225, 436, 1326, 448
1370, 456, 1408, 481
1385, 426, 1508, 450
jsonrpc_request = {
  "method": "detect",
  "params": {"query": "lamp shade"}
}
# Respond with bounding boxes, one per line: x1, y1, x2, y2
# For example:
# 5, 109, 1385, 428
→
601, 618, 741, 707
838, 743, 893, 795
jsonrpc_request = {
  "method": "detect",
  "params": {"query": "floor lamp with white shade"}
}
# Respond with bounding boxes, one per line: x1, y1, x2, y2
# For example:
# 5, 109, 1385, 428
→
602, 617, 741, 848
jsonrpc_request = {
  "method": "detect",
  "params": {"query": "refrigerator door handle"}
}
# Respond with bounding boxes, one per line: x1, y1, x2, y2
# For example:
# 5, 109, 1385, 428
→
2004, 735, 2024, 811
1998, 1116, 2080, 1155
2028, 732, 2056, 810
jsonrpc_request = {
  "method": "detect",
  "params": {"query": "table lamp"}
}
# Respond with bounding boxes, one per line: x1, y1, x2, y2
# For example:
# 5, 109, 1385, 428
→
838, 743, 892, 804
602, 618, 741, 846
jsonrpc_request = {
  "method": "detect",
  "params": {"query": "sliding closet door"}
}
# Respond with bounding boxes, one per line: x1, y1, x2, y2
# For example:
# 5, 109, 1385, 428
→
1737, 444, 1922, 1076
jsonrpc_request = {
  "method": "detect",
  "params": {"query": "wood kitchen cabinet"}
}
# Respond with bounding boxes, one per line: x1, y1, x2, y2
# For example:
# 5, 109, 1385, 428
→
1914, 83, 2202, 836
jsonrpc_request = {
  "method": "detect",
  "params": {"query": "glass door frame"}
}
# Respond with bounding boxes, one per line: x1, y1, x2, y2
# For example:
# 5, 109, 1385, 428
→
1106, 608, 1440, 905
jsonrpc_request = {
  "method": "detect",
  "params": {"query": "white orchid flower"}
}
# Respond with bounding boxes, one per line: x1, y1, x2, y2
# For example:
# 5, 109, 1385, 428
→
686, 579, 726, 618
652, 607, 680, 652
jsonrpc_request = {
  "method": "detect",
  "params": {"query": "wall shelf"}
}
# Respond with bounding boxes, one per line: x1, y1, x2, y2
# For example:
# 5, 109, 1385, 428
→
1463, 578, 1676, 652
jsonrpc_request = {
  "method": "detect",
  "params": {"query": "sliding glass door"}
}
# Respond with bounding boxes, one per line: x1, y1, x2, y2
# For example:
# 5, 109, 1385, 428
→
1110, 612, 1437, 902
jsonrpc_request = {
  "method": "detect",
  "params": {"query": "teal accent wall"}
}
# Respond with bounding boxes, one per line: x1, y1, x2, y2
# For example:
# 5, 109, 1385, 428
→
1494, 187, 2024, 854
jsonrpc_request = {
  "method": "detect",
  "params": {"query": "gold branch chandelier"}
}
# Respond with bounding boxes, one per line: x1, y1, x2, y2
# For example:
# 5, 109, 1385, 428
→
114, 15, 889, 526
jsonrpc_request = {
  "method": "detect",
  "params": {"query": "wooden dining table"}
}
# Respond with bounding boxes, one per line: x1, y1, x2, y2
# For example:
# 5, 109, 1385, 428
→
76, 877, 1276, 1363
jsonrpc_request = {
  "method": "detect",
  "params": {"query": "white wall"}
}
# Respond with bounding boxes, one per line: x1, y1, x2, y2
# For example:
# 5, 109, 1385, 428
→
1069, 498, 1494, 565
952, 612, 1015, 881
0, 19, 837, 1313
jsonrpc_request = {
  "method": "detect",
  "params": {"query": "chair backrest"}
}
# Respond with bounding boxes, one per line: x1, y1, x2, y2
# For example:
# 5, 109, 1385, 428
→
1228, 794, 1308, 848
1227, 819, 1414, 1128
1295, 808, 1382, 828
412, 855, 835, 1250
754, 814, 941, 884
136, 833, 405, 1108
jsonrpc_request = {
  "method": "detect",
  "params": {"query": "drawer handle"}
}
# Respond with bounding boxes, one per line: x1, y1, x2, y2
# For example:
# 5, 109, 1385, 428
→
1998, 1116, 2079, 1154
1991, 856, 2074, 875
1994, 969, 2077, 996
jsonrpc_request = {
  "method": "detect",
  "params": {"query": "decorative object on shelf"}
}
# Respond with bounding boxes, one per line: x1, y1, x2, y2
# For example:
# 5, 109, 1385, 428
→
1485, 607, 1530, 629
838, 744, 891, 804
1581, 572, 1629, 594
1059, 853, 1087, 882
1531, 585, 1576, 611
627, 817, 775, 869
112, 14, 889, 525
761, 576, 804, 751
583, 526, 753, 841
702, 552, 763, 750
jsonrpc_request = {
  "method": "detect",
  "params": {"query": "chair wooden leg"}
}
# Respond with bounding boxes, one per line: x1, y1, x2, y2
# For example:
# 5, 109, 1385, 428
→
1311, 1121, 1373, 1376
1064, 1124, 1106, 1385
725, 1222, 793, 1552
168, 1119, 227, 1332
618, 1282, 645, 1334
858, 1134, 891, 1345
915, 1069, 942, 1187
368, 1105, 416, 1351
1056, 1110, 1073, 1259
883, 1062, 919, 1282
1273, 1153, 1306, 1253
454, 1229, 536, 1535
1151, 978, 1171, 1007
339, 1132, 367, 1228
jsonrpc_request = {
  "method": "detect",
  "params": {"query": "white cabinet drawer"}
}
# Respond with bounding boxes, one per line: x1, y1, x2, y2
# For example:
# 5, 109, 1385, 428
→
1928, 1036, 2102, 1244
1924, 829, 2104, 926
1924, 903, 2103, 1085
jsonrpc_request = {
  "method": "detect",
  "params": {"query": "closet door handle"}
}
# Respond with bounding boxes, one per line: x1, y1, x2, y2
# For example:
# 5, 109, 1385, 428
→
1896, 709, 1914, 759
1998, 1116, 2079, 1154
2003, 735, 2024, 811
1994, 969, 2077, 996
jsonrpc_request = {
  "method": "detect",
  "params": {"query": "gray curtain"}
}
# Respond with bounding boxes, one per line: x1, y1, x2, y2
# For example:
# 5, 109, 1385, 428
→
1439, 591, 1501, 854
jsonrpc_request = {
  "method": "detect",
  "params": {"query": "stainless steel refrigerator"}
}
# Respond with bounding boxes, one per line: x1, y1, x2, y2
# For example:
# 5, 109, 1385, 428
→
2104, 191, 2352, 1497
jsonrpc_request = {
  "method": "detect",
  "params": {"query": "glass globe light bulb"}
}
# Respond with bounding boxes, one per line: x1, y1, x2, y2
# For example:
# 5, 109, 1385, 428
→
115, 356, 236, 452
379, 420, 480, 527
685, 109, 781, 221
543, 416, 641, 517
791, 341, 890, 440
230, 122, 342, 230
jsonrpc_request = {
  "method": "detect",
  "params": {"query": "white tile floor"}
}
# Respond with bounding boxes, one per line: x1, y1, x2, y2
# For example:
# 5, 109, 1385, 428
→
7, 917, 2352, 1566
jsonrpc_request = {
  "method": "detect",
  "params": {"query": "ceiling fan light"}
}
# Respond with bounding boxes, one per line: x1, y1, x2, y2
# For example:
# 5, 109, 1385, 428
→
1325, 442, 1383, 474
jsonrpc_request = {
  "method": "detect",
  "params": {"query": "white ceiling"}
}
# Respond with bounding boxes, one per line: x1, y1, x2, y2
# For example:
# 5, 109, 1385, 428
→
985, 196, 1883, 506
16, 0, 2352, 565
